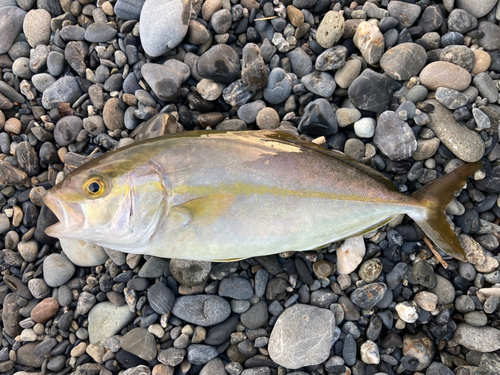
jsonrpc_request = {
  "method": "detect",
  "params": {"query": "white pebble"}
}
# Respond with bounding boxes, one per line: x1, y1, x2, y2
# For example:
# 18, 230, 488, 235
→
354, 118, 376, 138
360, 340, 380, 364
396, 301, 419, 323
336, 236, 366, 274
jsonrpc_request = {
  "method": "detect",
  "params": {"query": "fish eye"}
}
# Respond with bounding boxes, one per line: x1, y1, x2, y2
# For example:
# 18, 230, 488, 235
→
84, 178, 105, 197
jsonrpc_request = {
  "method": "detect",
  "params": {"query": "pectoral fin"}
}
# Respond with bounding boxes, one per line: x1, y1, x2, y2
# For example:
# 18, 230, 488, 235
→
172, 193, 236, 227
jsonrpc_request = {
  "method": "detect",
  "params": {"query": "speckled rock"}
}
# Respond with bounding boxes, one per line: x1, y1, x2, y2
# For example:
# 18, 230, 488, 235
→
425, 99, 484, 162
353, 22, 384, 65
316, 11, 344, 49
380, 43, 427, 81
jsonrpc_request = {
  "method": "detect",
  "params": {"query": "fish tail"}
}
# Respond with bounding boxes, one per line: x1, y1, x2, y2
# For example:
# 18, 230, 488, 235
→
409, 161, 483, 261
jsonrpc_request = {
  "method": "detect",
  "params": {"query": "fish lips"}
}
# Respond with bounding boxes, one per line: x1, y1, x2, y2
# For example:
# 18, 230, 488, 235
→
43, 192, 85, 238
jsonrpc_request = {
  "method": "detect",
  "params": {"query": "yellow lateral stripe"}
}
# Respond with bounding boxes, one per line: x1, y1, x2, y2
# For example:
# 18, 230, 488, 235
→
172, 182, 406, 204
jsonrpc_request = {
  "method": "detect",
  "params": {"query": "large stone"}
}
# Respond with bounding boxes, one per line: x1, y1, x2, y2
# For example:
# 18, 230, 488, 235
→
23, 9, 51, 47
374, 111, 417, 161
269, 304, 336, 369
387, 1, 421, 28
172, 295, 231, 326
348, 69, 397, 112
197, 44, 241, 84
0, 6, 26, 54
139, 0, 191, 57
316, 11, 344, 49
298, 98, 338, 136
380, 43, 427, 81
425, 99, 485, 162
88, 302, 136, 345
456, 0, 497, 18
120, 328, 157, 361
353, 21, 384, 65
453, 323, 500, 352
419, 61, 471, 91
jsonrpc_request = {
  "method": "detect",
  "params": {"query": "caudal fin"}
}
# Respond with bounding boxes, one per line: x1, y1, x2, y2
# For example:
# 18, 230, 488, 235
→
409, 161, 483, 261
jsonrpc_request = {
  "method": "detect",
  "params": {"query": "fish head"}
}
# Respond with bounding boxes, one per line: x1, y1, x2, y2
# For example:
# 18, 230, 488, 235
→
43, 161, 167, 249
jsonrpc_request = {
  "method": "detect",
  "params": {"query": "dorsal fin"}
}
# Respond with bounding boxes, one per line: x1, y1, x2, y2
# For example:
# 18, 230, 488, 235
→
261, 131, 398, 192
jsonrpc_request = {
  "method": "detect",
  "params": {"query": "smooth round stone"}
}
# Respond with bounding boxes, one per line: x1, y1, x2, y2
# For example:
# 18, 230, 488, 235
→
30, 73, 55, 94
186, 19, 210, 45
353, 21, 384, 65
269, 304, 336, 369
336, 108, 361, 127
287, 5, 303, 27
358, 258, 383, 283
316, 11, 344, 49
302, 71, 336, 97
456, 0, 497, 18
211, 9, 231, 34
380, 43, 427, 81
120, 328, 157, 361
54, 115, 82, 146
471, 50, 491, 74
57, 284, 73, 307
12, 57, 32, 79
256, 107, 280, 130
141, 62, 188, 101
238, 100, 266, 124
28, 278, 50, 299
263, 68, 291, 105
0, 6, 27, 54
419, 61, 471, 91
387, 1, 421, 28
172, 295, 231, 327
354, 117, 375, 138
187, 345, 218, 366
88, 302, 135, 344
23, 9, 51, 47
414, 291, 438, 312
441, 31, 464, 47
425, 99, 484, 162
85, 23, 117, 43
334, 59, 361, 89
218, 276, 254, 300
447, 9, 478, 34
170, 259, 211, 286
286, 47, 312, 79
197, 79, 224, 101
103, 98, 125, 130
31, 297, 59, 323
315, 45, 348, 72
240, 301, 268, 329
406, 85, 428, 103
43, 254, 75, 287
413, 138, 440, 160
42, 76, 83, 109
197, 44, 241, 84
140, 0, 191, 57
114, 0, 145, 20
464, 311, 488, 327
337, 236, 365, 275
344, 139, 365, 161
298, 98, 338, 136
473, 72, 499, 103
47, 51, 64, 77
59, 25, 86, 41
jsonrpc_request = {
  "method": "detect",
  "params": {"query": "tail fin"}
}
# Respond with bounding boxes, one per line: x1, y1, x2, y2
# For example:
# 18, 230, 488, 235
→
409, 161, 483, 261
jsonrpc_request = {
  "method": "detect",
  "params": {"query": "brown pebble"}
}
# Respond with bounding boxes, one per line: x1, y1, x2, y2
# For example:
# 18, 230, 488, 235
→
4, 118, 21, 134
31, 297, 60, 323
471, 49, 491, 75
419, 61, 471, 91
287, 5, 304, 27
313, 260, 335, 278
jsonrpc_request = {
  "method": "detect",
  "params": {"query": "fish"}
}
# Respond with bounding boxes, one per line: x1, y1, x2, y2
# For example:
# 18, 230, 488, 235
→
43, 130, 482, 262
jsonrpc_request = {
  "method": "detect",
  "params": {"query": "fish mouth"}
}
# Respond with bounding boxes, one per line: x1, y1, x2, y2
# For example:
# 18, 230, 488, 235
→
43, 192, 85, 238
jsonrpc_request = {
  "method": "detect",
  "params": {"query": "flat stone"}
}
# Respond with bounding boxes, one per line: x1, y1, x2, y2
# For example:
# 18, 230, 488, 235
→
269, 304, 336, 369
447, 9, 478, 34
302, 72, 336, 97
0, 6, 26, 54
120, 328, 157, 361
453, 323, 500, 352
241, 43, 267, 91
41, 76, 82, 110
402, 332, 435, 371
115, 0, 145, 20
172, 295, 231, 327
380, 43, 427, 81
31, 297, 59, 323
435, 87, 469, 109
264, 68, 292, 104
148, 283, 175, 315
353, 21, 384, 65
387, 1, 421, 28
140, 0, 191, 57
419, 61, 471, 91
170, 259, 211, 286
59, 238, 109, 267
425, 99, 484, 162
23, 9, 51, 47
440, 45, 476, 72
348, 69, 396, 112
88, 302, 136, 345
478, 21, 500, 51
374, 110, 417, 160
456, 0, 497, 18
315, 45, 348, 72
337, 236, 365, 274
197, 44, 241, 84
85, 23, 118, 43
350, 283, 387, 309
286, 47, 312, 79
240, 301, 268, 329
43, 253, 75, 287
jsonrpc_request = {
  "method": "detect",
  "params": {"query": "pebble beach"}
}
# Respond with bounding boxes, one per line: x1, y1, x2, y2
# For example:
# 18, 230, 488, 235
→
1, 0, 500, 375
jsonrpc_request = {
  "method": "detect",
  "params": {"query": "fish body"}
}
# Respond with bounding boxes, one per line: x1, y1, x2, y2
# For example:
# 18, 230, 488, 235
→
43, 130, 481, 261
